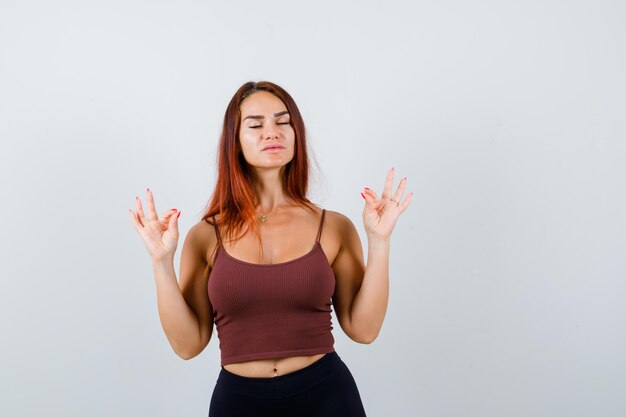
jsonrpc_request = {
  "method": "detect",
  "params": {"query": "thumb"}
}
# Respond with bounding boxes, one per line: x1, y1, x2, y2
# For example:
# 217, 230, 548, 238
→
168, 210, 181, 235
361, 191, 375, 207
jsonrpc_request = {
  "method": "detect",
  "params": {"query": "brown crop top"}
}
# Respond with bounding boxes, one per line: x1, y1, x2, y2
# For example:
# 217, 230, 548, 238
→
207, 209, 336, 366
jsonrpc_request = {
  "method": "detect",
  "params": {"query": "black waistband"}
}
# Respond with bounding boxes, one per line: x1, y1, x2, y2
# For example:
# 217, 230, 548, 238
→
215, 351, 343, 400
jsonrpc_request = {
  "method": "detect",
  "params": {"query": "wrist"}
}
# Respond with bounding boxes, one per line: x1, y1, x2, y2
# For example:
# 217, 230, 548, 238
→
152, 255, 174, 266
367, 234, 390, 244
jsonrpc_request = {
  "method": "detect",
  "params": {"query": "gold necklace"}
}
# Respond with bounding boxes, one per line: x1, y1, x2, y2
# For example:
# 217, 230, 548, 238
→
258, 206, 280, 222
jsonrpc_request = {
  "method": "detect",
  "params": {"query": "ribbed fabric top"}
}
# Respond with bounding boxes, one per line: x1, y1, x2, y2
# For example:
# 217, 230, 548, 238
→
207, 209, 336, 366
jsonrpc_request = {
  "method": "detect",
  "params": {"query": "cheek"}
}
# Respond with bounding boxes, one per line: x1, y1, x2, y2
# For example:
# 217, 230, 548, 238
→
238, 135, 256, 157
239, 131, 254, 146
286, 128, 296, 143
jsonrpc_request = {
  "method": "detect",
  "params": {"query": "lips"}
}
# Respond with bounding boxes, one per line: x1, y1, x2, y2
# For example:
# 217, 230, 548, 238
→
262, 145, 285, 151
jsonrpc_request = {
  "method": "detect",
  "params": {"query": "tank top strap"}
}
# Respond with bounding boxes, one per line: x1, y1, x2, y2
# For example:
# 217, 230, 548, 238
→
315, 209, 326, 243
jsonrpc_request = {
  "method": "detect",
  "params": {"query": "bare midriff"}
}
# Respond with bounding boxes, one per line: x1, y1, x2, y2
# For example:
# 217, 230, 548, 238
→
223, 353, 327, 378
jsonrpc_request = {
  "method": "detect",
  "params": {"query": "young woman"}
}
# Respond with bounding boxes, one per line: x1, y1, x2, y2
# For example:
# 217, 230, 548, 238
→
129, 81, 412, 416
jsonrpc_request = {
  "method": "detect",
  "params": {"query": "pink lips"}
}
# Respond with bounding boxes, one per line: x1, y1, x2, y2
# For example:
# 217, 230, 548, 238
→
262, 145, 285, 151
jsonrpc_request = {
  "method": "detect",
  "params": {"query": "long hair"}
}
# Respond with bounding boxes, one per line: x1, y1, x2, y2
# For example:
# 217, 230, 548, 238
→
201, 81, 318, 259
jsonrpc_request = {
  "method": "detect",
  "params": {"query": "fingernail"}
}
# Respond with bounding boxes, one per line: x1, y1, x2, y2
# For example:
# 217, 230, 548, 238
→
364, 187, 371, 190
360, 192, 366, 200
147, 187, 150, 192
177, 211, 181, 218
171, 208, 177, 211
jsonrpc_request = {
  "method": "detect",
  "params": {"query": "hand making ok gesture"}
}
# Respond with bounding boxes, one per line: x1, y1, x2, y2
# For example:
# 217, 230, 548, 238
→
361, 167, 413, 241
129, 188, 181, 261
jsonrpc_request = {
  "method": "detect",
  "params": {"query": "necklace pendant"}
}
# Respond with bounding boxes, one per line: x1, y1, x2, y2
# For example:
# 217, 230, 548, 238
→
260, 215, 267, 222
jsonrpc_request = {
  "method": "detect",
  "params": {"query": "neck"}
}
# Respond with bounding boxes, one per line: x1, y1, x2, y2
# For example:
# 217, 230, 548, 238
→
252, 168, 288, 213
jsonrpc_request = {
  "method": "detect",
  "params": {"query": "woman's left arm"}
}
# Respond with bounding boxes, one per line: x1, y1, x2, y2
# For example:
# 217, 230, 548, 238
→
332, 167, 412, 343
348, 235, 391, 344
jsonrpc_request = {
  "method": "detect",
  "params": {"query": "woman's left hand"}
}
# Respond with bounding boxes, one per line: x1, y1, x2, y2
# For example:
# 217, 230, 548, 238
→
361, 167, 413, 241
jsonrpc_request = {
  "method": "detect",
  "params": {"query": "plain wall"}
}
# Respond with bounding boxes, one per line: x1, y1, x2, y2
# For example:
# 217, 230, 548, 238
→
1, 0, 624, 416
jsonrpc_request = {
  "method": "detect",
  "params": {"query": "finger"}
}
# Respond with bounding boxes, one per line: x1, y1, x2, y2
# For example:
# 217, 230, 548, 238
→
380, 167, 395, 201
168, 209, 181, 236
399, 191, 413, 213
393, 176, 408, 203
135, 196, 147, 227
364, 187, 378, 199
160, 208, 178, 223
159, 209, 178, 227
363, 188, 384, 210
129, 208, 146, 236
145, 187, 158, 221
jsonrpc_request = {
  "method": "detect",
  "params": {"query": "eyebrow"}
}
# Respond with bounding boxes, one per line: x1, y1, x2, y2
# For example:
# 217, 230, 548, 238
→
242, 110, 290, 121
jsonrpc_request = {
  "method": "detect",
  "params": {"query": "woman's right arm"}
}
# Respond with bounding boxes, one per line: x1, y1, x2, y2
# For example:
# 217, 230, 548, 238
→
153, 222, 214, 360
130, 189, 214, 360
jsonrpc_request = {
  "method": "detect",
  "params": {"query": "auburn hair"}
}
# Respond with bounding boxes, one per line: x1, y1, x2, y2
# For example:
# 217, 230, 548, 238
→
201, 81, 319, 260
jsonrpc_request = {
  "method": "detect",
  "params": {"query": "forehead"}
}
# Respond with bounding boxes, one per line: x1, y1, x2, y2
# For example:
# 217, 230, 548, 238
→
240, 91, 287, 115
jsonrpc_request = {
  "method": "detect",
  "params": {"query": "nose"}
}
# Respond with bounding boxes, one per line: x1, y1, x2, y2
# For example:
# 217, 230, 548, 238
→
263, 123, 280, 140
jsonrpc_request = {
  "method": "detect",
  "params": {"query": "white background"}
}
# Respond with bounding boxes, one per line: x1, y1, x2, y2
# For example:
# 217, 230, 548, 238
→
1, 0, 625, 416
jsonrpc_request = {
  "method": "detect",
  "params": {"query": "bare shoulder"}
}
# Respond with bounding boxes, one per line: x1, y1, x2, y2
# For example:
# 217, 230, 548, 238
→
320, 209, 362, 263
323, 209, 357, 237
185, 219, 219, 269
184, 220, 211, 252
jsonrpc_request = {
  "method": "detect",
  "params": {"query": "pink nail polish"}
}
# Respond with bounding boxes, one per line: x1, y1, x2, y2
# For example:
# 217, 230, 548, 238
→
360, 192, 366, 199
177, 211, 181, 218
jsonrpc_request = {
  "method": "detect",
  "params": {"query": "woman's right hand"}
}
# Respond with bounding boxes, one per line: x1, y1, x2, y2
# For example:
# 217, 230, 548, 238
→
129, 188, 181, 262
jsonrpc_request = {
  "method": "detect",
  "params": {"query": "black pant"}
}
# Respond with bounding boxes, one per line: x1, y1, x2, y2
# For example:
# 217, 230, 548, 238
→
208, 351, 367, 417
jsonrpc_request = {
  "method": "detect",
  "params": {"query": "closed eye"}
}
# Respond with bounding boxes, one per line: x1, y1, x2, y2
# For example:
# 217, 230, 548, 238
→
249, 122, 290, 129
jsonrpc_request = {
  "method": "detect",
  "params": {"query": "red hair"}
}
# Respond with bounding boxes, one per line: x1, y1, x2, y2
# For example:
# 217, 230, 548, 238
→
201, 81, 319, 258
